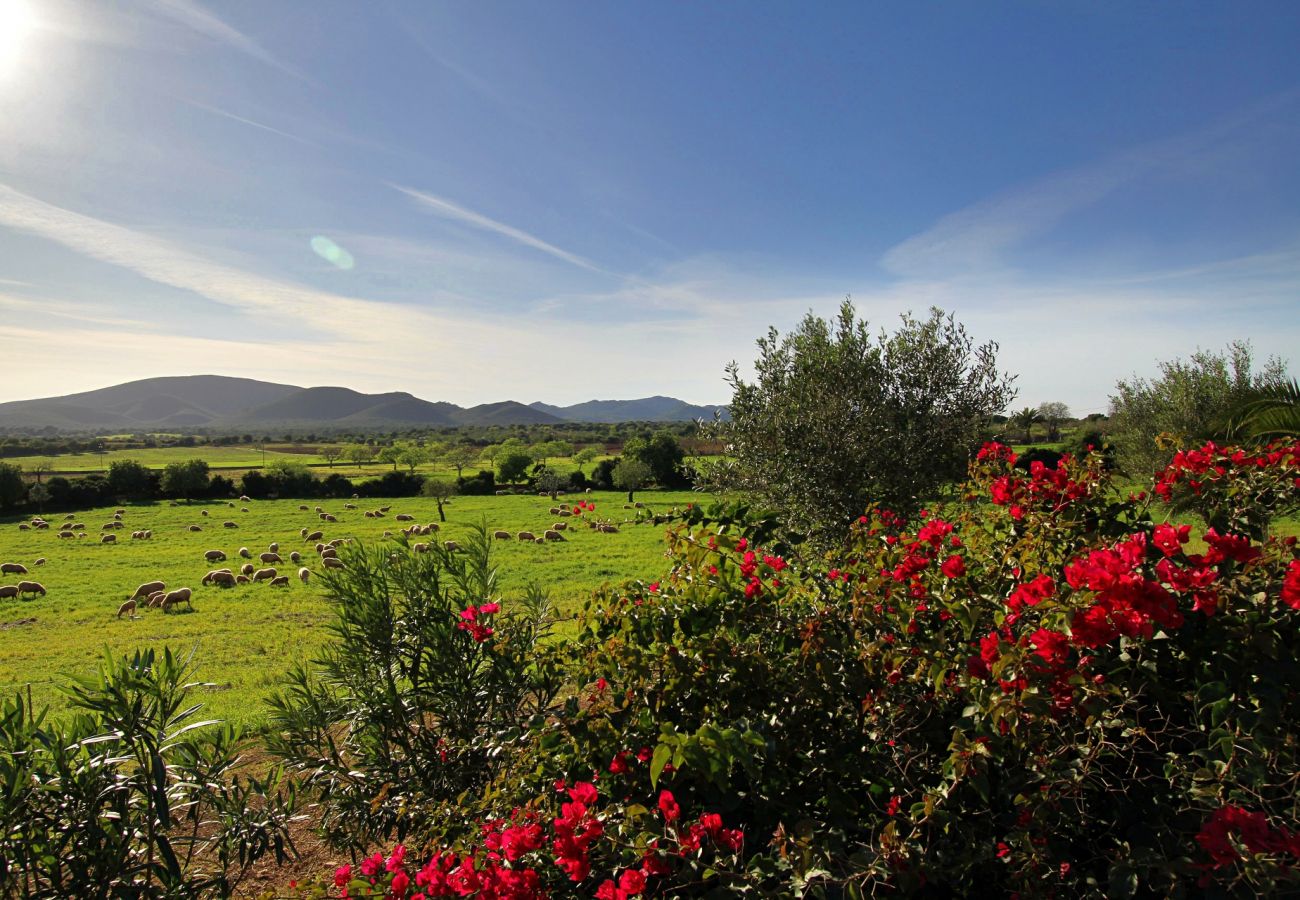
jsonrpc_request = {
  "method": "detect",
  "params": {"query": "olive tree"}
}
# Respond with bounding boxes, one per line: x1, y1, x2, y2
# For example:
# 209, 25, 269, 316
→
1108, 341, 1287, 476
710, 301, 1016, 543
612, 458, 651, 503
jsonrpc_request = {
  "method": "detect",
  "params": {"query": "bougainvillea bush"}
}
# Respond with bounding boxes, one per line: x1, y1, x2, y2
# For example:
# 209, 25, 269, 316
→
281, 441, 1300, 898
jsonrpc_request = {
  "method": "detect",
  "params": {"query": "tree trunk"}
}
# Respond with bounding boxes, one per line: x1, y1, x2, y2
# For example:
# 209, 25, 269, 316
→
437, 501, 446, 522
627, 489, 634, 502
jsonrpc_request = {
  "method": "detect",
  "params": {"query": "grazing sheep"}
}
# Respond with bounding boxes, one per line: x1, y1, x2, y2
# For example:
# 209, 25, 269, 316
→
412, 542, 429, 553
239, 547, 252, 559
33, 558, 45, 566
314, 506, 323, 513
227, 502, 235, 508
598, 524, 620, 534
323, 514, 338, 523
101, 534, 117, 544
235, 575, 250, 584
344, 503, 357, 510
493, 530, 512, 540
64, 514, 74, 520
320, 548, 338, 560
299, 505, 309, 511
379, 506, 391, 513
269, 575, 290, 587
18, 582, 46, 598
557, 509, 572, 517
268, 542, 279, 552
260, 552, 282, 564
34, 522, 49, 529
543, 530, 566, 542
241, 507, 250, 513
330, 538, 348, 547
17, 523, 29, 531
188, 525, 203, 532
299, 528, 309, 537
131, 531, 143, 539
0, 585, 17, 599
239, 495, 251, 503
59, 531, 75, 539
252, 568, 277, 582
364, 511, 376, 518
240, 563, 255, 576
517, 531, 536, 542
318, 513, 330, 521
143, 529, 152, 539
585, 488, 592, 494
114, 508, 125, 516
204, 549, 227, 562
305, 530, 323, 542
314, 542, 325, 553
130, 581, 166, 601
549, 507, 561, 515
147, 591, 166, 608
535, 537, 545, 544
426, 523, 439, 532
102, 523, 115, 531
202, 569, 235, 586
113, 513, 123, 521
382, 530, 393, 537
1, 563, 28, 576
552, 522, 568, 531
117, 599, 136, 619
289, 551, 301, 563
298, 567, 310, 584
443, 540, 459, 552
72, 523, 84, 530
161, 589, 193, 613
395, 514, 414, 521
201, 510, 209, 517
635, 502, 645, 509
223, 521, 239, 529
322, 556, 345, 570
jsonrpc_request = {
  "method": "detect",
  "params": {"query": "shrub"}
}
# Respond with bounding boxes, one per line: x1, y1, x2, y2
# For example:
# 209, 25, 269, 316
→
456, 469, 497, 496
295, 442, 1300, 897
0, 649, 298, 897
355, 471, 425, 498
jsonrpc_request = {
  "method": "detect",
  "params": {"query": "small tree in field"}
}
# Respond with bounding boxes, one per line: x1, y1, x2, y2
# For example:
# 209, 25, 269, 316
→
1010, 407, 1042, 443
161, 459, 210, 502
536, 468, 565, 500
612, 458, 651, 502
422, 479, 458, 522
320, 446, 343, 468
573, 447, 600, 474
27, 482, 49, 514
711, 300, 1015, 543
442, 444, 481, 479
1037, 401, 1070, 441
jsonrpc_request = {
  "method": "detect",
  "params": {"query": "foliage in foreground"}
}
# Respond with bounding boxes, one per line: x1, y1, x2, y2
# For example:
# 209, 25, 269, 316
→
276, 440, 1300, 898
0, 648, 299, 898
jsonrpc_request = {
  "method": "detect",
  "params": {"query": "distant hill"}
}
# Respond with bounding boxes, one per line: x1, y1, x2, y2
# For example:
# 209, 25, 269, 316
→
0, 375, 723, 432
528, 396, 729, 423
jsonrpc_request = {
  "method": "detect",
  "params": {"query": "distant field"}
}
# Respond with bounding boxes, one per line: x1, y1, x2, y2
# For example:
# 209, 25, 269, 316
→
0, 490, 703, 728
2, 444, 619, 481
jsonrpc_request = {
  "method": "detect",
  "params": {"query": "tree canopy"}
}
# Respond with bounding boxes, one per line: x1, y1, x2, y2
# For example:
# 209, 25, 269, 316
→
710, 300, 1016, 542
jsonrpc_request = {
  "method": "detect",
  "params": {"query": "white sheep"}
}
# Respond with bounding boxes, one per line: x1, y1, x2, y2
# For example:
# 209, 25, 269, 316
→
322, 556, 344, 569
239, 547, 252, 559
101, 534, 117, 544
117, 599, 136, 619
298, 567, 310, 584
252, 568, 277, 582
517, 531, 536, 541
268, 575, 290, 587
18, 581, 46, 597
0, 585, 18, 599
1, 563, 28, 576
204, 549, 227, 562
260, 552, 282, 564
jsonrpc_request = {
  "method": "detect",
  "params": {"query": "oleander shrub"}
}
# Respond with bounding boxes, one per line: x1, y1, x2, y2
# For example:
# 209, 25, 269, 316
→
290, 442, 1300, 898
0, 648, 299, 899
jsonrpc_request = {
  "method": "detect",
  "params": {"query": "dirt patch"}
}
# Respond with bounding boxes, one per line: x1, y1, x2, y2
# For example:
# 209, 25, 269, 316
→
0, 617, 36, 629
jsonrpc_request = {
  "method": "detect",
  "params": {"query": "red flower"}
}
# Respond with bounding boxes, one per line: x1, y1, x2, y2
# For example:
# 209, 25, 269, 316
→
658, 790, 680, 822
479, 602, 500, 615
940, 555, 966, 578
390, 870, 410, 898
1282, 560, 1300, 610
1152, 522, 1191, 557
568, 781, 598, 805
609, 751, 630, 775
619, 867, 647, 895
334, 864, 352, 887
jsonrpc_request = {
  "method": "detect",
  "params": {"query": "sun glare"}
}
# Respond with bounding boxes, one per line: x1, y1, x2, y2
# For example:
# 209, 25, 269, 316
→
0, 0, 37, 77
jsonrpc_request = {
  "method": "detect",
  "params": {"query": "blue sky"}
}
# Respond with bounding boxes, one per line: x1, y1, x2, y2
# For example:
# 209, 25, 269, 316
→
0, 1, 1297, 413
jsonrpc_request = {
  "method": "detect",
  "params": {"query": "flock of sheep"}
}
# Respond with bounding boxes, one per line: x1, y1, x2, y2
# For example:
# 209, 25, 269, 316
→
5, 492, 645, 623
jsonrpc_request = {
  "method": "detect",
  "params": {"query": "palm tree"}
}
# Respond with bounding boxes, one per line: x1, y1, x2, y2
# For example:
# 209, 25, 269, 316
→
1222, 378, 1300, 440
1010, 407, 1042, 443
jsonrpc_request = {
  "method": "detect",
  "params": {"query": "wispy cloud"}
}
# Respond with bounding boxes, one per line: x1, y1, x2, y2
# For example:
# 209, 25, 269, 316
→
184, 100, 318, 146
882, 89, 1300, 279
147, 0, 308, 83
0, 183, 385, 334
393, 184, 603, 273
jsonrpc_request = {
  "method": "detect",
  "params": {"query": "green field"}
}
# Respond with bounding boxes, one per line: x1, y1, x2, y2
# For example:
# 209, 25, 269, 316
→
0, 490, 701, 728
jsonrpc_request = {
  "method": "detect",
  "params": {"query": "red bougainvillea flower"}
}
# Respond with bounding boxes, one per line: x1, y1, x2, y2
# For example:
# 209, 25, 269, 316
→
1153, 523, 1191, 557
940, 555, 966, 578
1282, 560, 1300, 610
609, 751, 630, 774
334, 864, 351, 887
658, 789, 681, 822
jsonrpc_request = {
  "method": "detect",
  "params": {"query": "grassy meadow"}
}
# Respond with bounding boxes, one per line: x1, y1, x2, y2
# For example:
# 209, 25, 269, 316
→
0, 490, 700, 728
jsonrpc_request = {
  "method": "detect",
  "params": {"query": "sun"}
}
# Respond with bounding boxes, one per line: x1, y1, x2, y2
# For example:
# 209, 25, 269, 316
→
0, 0, 38, 76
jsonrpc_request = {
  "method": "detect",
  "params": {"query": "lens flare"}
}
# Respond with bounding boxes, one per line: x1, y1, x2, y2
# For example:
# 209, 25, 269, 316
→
310, 235, 355, 270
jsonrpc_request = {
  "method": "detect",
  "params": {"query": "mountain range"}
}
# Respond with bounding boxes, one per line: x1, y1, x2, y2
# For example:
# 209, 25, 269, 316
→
0, 376, 728, 432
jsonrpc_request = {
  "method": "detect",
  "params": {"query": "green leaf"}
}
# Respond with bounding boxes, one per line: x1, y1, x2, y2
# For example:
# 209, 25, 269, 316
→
650, 744, 672, 789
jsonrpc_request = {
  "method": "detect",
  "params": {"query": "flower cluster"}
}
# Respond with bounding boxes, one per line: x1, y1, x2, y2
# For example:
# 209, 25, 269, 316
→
1196, 805, 1300, 870
457, 602, 499, 642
